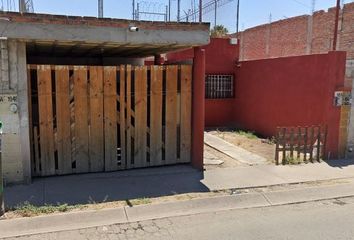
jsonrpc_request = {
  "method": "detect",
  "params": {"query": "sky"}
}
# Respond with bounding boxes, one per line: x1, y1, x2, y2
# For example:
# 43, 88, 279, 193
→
4, 0, 354, 32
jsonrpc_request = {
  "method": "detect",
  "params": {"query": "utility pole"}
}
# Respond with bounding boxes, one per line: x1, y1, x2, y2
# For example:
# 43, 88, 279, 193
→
199, 0, 202, 22
236, 0, 240, 36
19, 0, 26, 12
168, 0, 171, 21
333, 0, 340, 50
98, 0, 103, 18
132, 0, 135, 20
177, 0, 181, 22
214, 0, 217, 26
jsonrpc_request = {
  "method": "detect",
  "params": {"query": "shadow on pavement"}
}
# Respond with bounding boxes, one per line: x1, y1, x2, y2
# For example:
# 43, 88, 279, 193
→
4, 165, 209, 208
323, 158, 354, 169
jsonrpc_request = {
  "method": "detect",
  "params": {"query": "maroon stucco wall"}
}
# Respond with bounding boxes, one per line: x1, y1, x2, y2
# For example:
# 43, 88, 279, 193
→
167, 38, 240, 127
234, 52, 346, 158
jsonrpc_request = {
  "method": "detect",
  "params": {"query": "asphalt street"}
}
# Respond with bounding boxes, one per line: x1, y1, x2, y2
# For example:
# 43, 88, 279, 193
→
4, 196, 354, 240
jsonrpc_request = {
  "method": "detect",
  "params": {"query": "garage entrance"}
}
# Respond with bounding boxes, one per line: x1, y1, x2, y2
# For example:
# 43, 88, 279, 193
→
28, 65, 192, 177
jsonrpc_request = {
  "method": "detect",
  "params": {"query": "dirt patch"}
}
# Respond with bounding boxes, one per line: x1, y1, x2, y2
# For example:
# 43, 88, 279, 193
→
208, 130, 276, 163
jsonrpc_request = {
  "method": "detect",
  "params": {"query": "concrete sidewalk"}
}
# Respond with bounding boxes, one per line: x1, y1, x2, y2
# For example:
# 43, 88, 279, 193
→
4, 159, 354, 208
2, 178, 354, 238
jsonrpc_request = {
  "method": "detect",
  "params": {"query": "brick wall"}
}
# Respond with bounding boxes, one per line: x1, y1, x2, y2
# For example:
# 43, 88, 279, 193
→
237, 2, 354, 61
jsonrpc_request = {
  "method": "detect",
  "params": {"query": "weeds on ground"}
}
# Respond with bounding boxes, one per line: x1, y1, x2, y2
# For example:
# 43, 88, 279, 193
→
129, 198, 152, 206
233, 130, 258, 139
12, 202, 84, 217
283, 155, 303, 165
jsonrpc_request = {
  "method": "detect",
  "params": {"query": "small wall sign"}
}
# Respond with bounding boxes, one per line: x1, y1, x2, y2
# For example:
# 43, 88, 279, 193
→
334, 91, 352, 106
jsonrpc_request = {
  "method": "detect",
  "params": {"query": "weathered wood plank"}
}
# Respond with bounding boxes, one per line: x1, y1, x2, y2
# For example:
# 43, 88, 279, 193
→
150, 66, 163, 166
33, 126, 40, 176
73, 66, 90, 173
119, 65, 126, 168
55, 66, 72, 174
89, 66, 104, 172
104, 66, 118, 171
126, 65, 132, 169
37, 65, 55, 176
180, 65, 192, 163
134, 66, 147, 168
165, 65, 178, 164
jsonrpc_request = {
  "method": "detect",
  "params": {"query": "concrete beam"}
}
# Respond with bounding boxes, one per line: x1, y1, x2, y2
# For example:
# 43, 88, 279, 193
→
0, 21, 210, 47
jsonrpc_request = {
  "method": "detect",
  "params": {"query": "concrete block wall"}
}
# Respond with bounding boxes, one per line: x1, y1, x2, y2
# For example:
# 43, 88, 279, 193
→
0, 39, 30, 184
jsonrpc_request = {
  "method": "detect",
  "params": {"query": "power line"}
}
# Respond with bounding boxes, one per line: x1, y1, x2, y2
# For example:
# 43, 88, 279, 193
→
289, 0, 311, 9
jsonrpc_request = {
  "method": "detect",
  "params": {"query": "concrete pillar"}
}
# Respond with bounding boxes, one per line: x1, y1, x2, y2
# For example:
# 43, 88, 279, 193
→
0, 40, 31, 184
306, 15, 313, 55
191, 47, 205, 170
17, 42, 31, 183
346, 59, 354, 158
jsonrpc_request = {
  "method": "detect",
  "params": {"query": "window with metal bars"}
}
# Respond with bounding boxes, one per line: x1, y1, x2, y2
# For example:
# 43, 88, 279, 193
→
205, 74, 234, 99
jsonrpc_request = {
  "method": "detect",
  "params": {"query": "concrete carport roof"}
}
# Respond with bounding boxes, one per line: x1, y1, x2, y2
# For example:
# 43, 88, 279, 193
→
0, 11, 210, 58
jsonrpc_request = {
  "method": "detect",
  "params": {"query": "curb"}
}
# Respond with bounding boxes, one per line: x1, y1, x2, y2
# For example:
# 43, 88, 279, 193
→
1, 181, 354, 238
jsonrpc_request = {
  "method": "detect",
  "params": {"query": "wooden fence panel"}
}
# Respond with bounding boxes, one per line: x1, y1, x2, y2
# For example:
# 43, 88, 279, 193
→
37, 65, 55, 176
165, 66, 178, 164
30, 64, 192, 176
180, 65, 192, 163
134, 66, 148, 168
150, 66, 163, 166
55, 66, 72, 175
89, 66, 105, 172
73, 66, 90, 173
275, 125, 328, 165
104, 66, 118, 171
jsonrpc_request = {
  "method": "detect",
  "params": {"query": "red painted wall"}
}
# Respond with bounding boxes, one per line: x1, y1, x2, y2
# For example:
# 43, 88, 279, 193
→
234, 51, 346, 158
167, 38, 240, 127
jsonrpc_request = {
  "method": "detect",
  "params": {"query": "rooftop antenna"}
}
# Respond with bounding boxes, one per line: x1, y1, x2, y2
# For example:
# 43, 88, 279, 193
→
98, 0, 103, 18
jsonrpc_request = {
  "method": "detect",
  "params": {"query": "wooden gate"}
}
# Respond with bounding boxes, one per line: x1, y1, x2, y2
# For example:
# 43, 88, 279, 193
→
28, 65, 192, 176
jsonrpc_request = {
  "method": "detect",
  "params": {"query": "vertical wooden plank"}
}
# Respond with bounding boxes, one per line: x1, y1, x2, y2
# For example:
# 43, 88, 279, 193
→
73, 66, 90, 173
297, 127, 301, 160
55, 66, 72, 174
281, 127, 286, 165
89, 66, 104, 172
37, 65, 55, 176
304, 127, 308, 163
150, 66, 163, 166
104, 66, 118, 171
275, 128, 280, 165
165, 65, 178, 165
126, 65, 132, 169
316, 126, 321, 162
119, 65, 126, 169
33, 126, 40, 176
180, 65, 192, 163
289, 127, 294, 158
134, 66, 148, 168
309, 126, 314, 162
